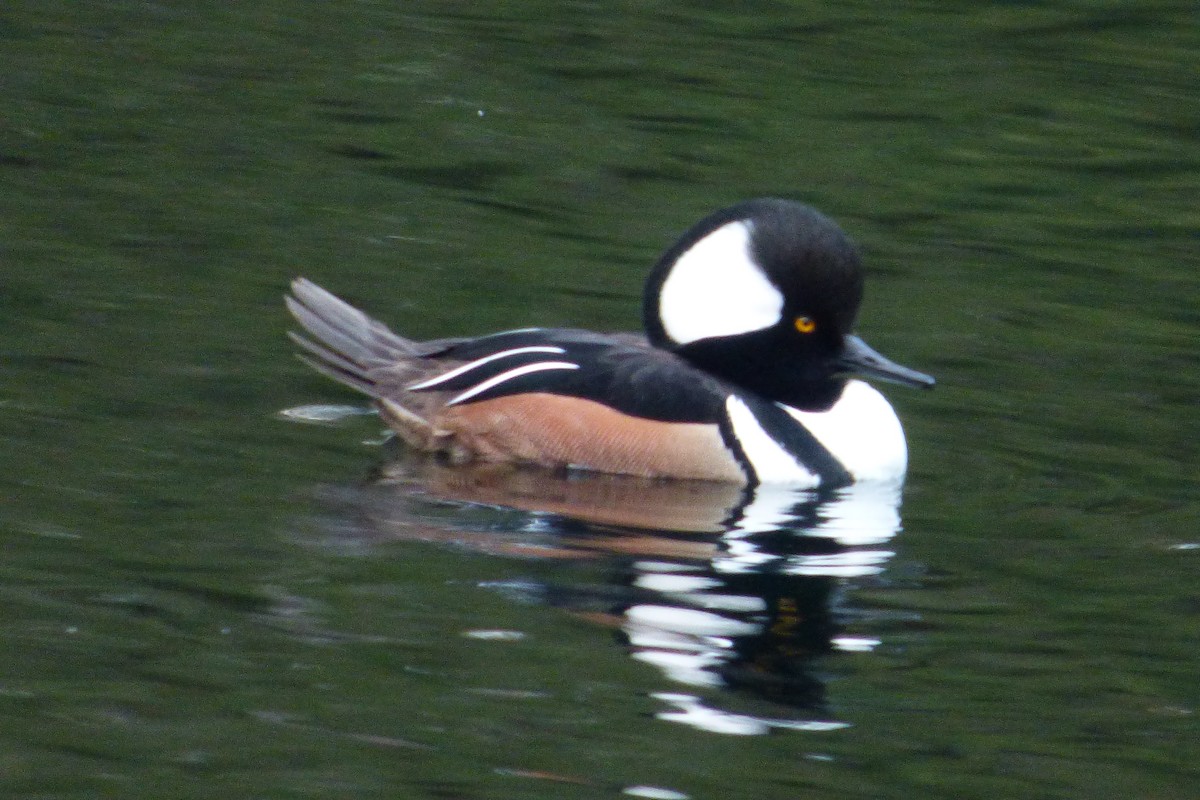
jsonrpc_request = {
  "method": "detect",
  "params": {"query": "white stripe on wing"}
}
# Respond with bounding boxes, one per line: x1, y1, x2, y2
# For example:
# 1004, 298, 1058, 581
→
407, 346, 567, 391
446, 361, 580, 406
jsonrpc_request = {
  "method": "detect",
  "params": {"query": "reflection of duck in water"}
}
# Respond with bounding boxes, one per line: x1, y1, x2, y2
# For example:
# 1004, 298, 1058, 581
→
612, 481, 905, 734
323, 459, 906, 735
286, 198, 932, 487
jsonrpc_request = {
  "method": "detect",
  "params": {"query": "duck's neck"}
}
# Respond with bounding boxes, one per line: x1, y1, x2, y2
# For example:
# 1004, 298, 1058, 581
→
673, 337, 847, 412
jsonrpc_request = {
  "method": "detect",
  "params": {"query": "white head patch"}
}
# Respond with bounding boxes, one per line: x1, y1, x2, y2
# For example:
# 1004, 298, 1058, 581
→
658, 220, 784, 345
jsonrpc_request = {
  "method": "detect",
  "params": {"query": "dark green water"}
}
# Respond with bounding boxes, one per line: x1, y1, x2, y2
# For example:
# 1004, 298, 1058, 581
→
2, 2, 1197, 798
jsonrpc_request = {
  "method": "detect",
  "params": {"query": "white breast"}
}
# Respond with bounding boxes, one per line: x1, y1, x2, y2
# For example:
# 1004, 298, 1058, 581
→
782, 380, 908, 483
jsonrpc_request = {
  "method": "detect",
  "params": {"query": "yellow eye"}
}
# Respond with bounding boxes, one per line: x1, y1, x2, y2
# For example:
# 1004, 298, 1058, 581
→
794, 316, 816, 334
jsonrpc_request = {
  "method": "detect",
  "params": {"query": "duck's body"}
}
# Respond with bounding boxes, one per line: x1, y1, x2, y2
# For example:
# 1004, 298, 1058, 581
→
287, 199, 933, 487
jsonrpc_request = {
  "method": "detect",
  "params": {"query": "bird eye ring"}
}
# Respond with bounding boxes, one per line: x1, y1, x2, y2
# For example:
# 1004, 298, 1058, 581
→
794, 316, 816, 334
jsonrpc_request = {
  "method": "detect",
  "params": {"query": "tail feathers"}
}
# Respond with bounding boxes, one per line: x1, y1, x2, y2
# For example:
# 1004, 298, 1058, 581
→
288, 330, 379, 396
289, 277, 417, 359
286, 277, 427, 396
286, 278, 458, 449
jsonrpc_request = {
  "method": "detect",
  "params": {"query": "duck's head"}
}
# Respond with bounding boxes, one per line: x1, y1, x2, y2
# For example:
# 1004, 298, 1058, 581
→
642, 198, 934, 411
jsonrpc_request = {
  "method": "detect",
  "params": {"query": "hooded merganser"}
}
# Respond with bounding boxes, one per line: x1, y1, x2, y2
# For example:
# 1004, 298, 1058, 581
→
286, 198, 933, 487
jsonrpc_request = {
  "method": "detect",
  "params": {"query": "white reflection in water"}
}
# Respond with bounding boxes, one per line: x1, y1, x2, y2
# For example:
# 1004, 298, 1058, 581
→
653, 692, 851, 736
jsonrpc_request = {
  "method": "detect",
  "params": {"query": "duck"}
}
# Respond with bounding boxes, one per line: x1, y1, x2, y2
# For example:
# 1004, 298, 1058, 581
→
286, 198, 933, 487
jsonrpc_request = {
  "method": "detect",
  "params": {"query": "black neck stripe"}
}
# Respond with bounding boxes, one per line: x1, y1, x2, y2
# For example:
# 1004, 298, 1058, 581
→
726, 394, 852, 488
